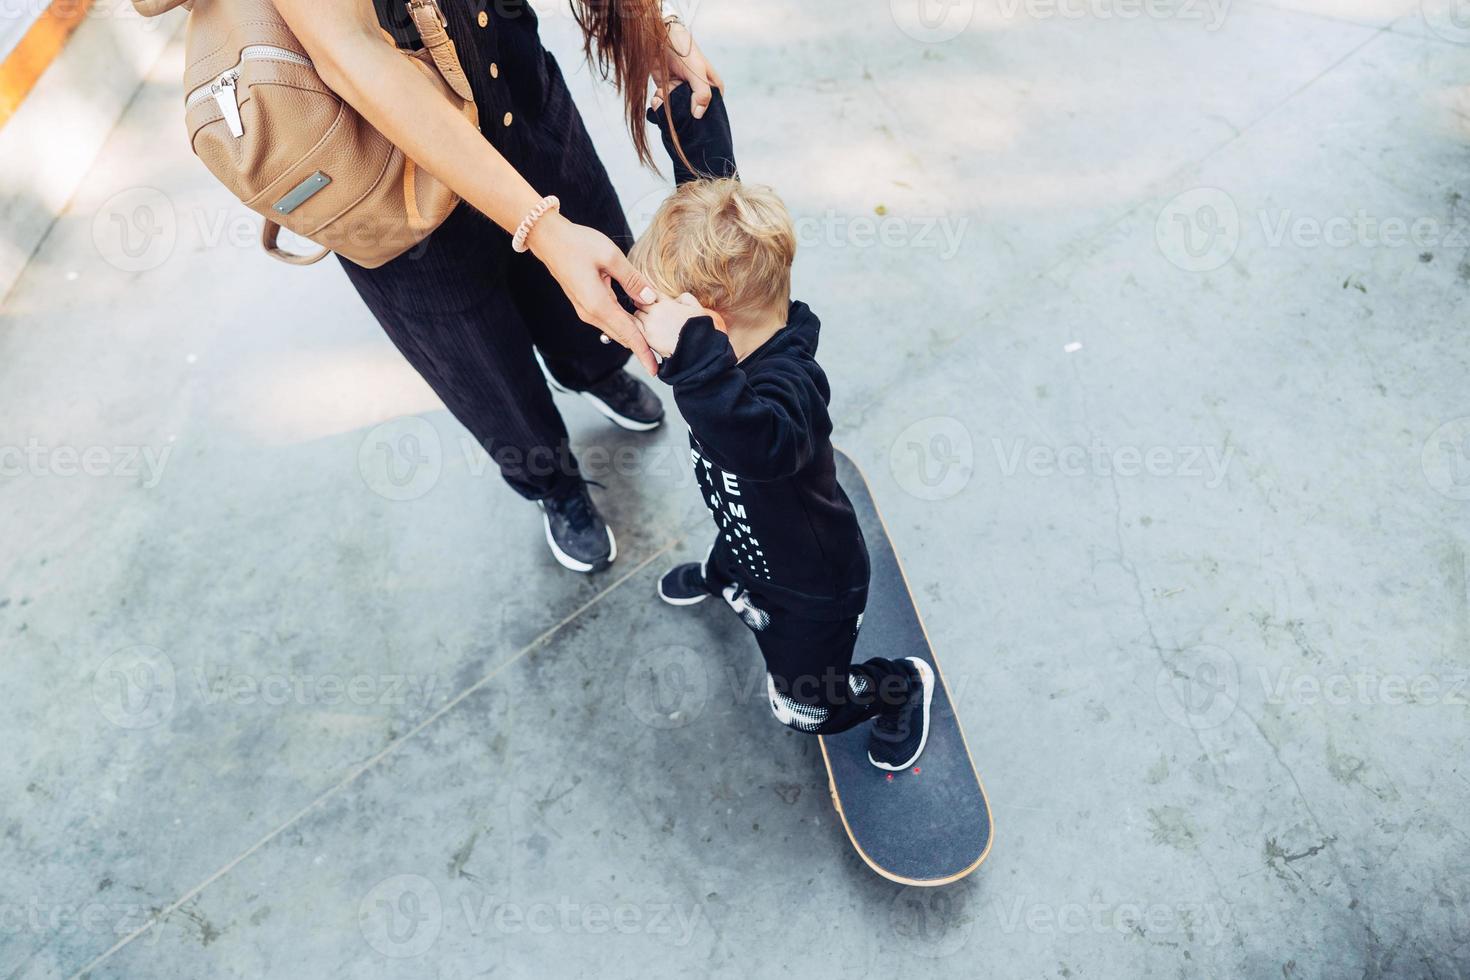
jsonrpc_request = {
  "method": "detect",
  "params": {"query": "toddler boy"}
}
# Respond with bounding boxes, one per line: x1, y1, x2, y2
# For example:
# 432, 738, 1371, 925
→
630, 87, 933, 769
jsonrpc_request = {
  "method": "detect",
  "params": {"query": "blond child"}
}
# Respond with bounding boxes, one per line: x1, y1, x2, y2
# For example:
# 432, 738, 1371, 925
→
629, 111, 932, 767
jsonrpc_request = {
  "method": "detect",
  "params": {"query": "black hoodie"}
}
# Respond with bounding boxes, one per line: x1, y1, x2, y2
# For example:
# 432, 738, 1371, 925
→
645, 84, 869, 617
658, 302, 869, 619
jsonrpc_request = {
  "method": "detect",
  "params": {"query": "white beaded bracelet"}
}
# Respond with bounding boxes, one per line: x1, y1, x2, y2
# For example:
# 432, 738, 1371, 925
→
511, 194, 560, 253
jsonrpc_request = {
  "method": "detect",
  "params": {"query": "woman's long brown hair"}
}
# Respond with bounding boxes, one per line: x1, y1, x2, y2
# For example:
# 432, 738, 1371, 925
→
570, 0, 666, 168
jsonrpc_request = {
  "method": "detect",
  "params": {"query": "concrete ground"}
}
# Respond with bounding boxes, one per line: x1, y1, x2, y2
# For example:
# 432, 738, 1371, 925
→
2, 0, 1469, 976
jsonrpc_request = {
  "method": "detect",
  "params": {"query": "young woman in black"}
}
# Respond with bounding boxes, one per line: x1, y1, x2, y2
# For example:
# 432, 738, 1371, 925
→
274, 0, 724, 571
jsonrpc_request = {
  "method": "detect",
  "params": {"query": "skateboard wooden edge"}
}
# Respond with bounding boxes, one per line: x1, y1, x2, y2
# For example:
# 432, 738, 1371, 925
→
820, 447, 996, 887
819, 735, 993, 888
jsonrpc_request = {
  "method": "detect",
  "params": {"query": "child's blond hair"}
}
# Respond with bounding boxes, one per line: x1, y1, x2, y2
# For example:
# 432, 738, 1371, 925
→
630, 179, 797, 325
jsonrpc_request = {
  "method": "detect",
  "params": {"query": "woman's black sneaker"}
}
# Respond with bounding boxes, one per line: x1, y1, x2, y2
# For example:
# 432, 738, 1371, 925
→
868, 657, 935, 771
538, 481, 616, 573
657, 562, 712, 606
537, 352, 664, 432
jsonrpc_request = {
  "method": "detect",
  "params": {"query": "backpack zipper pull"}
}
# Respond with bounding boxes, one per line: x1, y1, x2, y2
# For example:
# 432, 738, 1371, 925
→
213, 72, 243, 138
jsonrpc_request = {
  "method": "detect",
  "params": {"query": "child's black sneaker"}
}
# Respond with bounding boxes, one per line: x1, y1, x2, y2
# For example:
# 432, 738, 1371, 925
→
657, 562, 712, 606
867, 657, 935, 771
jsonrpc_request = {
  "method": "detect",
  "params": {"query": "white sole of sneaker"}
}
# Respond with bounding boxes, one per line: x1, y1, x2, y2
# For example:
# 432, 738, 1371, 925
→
868, 657, 935, 771
535, 350, 663, 432
657, 580, 709, 606
577, 388, 663, 432
539, 508, 617, 573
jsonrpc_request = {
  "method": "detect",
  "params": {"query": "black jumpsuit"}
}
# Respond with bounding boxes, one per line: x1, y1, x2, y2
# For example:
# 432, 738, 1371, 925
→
346, 0, 632, 500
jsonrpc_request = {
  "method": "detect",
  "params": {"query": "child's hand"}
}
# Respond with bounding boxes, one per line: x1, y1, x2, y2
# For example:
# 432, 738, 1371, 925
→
634, 292, 714, 359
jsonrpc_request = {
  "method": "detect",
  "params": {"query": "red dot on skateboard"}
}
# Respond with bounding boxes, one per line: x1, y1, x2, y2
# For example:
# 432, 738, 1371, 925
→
885, 773, 893, 782
912, 767, 921, 775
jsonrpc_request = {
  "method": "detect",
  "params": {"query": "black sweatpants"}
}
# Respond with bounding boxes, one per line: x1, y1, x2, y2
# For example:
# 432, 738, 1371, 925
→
712, 574, 910, 736
342, 4, 631, 500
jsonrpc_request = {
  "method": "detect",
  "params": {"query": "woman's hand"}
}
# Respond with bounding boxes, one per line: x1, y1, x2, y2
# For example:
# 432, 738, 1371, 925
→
635, 291, 712, 359
527, 213, 660, 376
651, 20, 725, 119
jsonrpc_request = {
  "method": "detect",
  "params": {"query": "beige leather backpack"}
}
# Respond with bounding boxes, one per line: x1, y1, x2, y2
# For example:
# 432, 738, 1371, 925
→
134, 0, 477, 267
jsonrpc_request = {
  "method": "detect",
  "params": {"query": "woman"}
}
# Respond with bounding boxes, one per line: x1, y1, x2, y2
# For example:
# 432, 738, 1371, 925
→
273, 0, 723, 572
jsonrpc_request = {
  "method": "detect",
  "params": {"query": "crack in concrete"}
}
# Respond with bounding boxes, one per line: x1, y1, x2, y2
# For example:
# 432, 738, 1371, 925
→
1240, 703, 1385, 971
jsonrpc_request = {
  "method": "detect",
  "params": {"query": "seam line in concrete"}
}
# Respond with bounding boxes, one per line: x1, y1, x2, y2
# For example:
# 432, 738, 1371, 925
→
843, 23, 1392, 437
1239, 1, 1463, 47
1235, 0, 1388, 33
1038, 23, 1390, 283
66, 538, 678, 980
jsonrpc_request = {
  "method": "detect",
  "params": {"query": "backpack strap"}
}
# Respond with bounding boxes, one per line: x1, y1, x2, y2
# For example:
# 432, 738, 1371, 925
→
261, 221, 331, 265
405, 0, 475, 104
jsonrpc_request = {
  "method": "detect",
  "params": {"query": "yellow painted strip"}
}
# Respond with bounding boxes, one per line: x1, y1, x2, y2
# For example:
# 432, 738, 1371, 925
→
0, 0, 94, 131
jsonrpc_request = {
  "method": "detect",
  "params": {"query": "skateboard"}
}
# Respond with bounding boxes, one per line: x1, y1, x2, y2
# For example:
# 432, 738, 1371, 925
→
819, 449, 993, 886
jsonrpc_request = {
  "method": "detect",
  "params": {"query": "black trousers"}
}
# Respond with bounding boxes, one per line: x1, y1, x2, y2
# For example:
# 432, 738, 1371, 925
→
340, 13, 630, 500
712, 573, 909, 736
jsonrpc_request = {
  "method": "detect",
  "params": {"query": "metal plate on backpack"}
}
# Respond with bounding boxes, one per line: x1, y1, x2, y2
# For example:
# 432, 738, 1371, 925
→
273, 171, 331, 215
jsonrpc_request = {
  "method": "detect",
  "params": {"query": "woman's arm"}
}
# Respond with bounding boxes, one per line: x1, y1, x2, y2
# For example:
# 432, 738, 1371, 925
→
273, 0, 659, 374
652, 19, 724, 119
